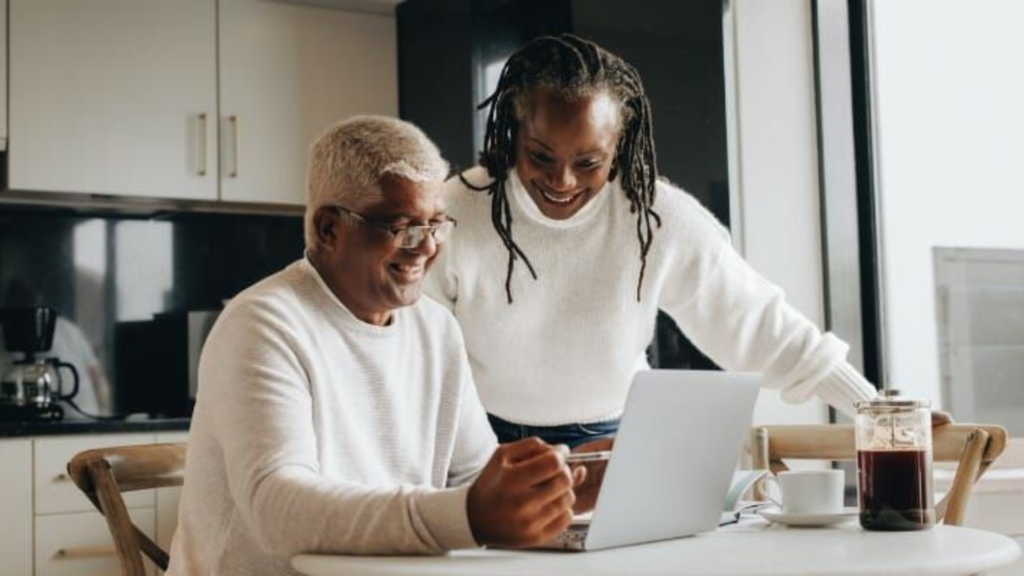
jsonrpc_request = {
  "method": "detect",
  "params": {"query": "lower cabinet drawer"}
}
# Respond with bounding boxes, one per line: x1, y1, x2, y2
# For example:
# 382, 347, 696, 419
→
35, 509, 156, 576
35, 434, 156, 514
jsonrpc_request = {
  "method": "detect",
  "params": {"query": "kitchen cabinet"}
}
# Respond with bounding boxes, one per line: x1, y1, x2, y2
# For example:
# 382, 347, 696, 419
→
33, 434, 158, 576
34, 434, 156, 514
218, 0, 398, 205
0, 439, 32, 576
35, 510, 156, 576
0, 431, 186, 576
8, 0, 218, 201
7, 0, 397, 207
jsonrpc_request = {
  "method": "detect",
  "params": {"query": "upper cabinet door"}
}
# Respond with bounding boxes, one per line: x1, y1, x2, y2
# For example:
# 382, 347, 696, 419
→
218, 0, 398, 206
9, 0, 218, 200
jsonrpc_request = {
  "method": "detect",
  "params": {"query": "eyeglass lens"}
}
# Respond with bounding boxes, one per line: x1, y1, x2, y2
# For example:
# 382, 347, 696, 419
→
396, 221, 454, 249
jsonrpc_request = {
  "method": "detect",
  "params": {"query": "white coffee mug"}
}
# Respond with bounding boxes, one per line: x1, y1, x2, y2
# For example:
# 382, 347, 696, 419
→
759, 470, 844, 515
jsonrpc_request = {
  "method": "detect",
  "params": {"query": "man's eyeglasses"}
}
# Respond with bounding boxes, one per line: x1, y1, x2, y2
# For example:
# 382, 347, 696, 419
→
331, 204, 457, 250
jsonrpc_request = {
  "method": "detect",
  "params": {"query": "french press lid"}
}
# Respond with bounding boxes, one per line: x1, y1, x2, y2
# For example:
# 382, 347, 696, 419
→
854, 389, 931, 412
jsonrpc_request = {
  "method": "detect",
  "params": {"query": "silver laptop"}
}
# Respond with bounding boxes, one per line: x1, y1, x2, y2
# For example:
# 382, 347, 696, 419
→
546, 370, 761, 551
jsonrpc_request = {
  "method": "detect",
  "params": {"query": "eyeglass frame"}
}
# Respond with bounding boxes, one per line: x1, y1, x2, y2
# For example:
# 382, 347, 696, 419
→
329, 204, 457, 250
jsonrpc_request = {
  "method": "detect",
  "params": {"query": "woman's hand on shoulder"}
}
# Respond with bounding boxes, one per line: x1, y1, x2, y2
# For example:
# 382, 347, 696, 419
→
931, 410, 953, 428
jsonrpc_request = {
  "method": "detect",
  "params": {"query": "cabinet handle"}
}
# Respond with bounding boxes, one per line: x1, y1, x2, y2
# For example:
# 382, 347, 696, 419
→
53, 472, 69, 482
55, 545, 117, 559
230, 115, 240, 178
198, 113, 209, 176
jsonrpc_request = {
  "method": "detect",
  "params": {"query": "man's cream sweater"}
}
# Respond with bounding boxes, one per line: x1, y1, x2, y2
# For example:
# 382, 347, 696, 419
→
167, 259, 497, 575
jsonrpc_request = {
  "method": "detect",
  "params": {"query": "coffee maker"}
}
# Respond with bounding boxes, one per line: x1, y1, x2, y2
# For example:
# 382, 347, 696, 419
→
0, 307, 80, 421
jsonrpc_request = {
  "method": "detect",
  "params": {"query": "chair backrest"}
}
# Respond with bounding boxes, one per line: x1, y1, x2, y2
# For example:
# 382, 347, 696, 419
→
750, 424, 1007, 526
67, 442, 187, 576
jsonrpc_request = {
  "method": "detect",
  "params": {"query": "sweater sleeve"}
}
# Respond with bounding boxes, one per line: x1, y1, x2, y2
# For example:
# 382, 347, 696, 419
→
814, 361, 878, 417
422, 243, 457, 312
657, 203, 876, 412
204, 302, 479, 557
423, 177, 472, 313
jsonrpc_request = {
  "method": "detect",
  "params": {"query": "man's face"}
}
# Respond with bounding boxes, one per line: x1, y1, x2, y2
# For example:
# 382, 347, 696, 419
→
318, 174, 447, 325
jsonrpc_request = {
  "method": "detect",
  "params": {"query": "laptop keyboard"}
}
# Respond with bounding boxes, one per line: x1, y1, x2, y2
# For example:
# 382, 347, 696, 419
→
554, 525, 589, 546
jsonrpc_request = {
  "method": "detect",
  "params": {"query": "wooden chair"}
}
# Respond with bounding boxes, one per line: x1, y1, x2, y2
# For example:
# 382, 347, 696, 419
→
750, 424, 1007, 526
67, 443, 187, 576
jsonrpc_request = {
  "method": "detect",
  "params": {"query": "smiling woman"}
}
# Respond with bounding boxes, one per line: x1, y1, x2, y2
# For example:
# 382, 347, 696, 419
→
397, 0, 737, 376
422, 34, 881, 471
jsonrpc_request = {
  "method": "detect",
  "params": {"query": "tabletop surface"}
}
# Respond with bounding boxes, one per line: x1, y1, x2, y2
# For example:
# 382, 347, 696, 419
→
291, 519, 1021, 576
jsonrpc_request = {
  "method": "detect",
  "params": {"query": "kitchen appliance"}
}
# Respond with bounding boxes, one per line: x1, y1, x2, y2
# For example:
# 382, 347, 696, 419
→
855, 390, 935, 531
0, 307, 80, 421
116, 310, 220, 417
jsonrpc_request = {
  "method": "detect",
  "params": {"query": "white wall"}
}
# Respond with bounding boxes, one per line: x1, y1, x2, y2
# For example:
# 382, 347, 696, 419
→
872, 0, 1024, 407
730, 0, 831, 425
1, 0, 7, 151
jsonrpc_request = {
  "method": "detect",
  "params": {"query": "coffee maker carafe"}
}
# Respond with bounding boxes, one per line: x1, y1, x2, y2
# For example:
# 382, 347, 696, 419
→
0, 307, 80, 420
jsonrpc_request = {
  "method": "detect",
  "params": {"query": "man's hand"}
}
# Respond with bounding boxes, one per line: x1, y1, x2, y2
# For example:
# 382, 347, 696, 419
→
466, 438, 576, 548
570, 437, 614, 514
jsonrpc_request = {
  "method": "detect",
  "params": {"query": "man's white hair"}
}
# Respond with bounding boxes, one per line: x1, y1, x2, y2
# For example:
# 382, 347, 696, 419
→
304, 115, 450, 253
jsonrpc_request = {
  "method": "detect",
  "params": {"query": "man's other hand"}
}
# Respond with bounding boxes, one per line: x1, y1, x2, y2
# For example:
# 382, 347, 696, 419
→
466, 437, 575, 548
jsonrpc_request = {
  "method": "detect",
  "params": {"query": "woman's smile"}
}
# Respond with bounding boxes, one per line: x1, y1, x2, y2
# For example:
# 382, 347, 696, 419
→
534, 181, 588, 207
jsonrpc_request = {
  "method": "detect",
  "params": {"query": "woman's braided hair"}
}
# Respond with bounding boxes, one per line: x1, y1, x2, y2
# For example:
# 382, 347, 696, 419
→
464, 33, 662, 303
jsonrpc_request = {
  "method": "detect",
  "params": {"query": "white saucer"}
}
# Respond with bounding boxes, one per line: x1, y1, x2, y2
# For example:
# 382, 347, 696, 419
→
759, 506, 859, 527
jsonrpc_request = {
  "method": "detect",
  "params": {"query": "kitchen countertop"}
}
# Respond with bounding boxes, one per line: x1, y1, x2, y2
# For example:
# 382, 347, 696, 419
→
0, 416, 190, 437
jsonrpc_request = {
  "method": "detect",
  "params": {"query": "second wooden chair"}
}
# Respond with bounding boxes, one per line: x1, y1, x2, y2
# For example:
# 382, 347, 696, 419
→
750, 424, 1007, 526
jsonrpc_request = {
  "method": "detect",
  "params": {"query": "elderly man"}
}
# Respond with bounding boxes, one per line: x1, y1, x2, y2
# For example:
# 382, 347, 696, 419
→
167, 116, 578, 575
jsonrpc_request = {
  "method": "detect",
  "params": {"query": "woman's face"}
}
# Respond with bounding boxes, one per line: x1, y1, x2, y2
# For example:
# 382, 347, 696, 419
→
514, 89, 621, 220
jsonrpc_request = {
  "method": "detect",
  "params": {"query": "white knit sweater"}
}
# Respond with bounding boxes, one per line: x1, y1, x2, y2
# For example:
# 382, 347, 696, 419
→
424, 167, 877, 425
167, 259, 497, 576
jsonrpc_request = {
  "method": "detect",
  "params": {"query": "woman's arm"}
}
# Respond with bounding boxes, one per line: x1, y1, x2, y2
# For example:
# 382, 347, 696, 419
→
657, 198, 875, 415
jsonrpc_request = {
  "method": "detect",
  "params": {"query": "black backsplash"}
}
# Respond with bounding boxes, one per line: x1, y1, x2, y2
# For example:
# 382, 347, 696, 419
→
0, 207, 305, 416
0, 202, 715, 419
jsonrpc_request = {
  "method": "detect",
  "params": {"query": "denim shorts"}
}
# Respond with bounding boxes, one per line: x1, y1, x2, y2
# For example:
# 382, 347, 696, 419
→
486, 413, 620, 449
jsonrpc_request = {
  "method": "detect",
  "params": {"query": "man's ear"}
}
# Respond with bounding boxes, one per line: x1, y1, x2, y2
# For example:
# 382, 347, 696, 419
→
313, 206, 341, 252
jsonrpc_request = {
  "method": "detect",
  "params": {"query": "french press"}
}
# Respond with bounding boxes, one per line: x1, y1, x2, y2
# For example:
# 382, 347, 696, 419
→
855, 389, 935, 531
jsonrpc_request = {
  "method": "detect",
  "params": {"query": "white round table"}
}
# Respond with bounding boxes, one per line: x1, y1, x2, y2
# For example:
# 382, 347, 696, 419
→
291, 521, 1021, 576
